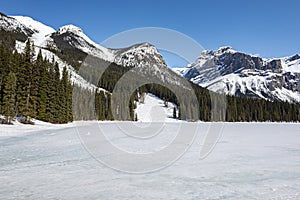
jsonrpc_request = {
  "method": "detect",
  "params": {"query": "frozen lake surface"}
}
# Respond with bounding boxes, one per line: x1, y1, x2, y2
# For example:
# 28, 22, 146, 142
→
1, 122, 300, 199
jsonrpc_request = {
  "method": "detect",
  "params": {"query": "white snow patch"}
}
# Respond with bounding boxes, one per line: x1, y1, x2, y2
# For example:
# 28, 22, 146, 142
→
281, 57, 300, 73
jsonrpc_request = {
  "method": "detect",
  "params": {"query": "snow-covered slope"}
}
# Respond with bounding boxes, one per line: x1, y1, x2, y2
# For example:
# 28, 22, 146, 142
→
113, 42, 166, 68
282, 54, 300, 73
112, 42, 188, 88
0, 15, 95, 90
11, 16, 55, 47
54, 24, 115, 62
172, 66, 191, 76
135, 93, 178, 122
0, 13, 33, 36
182, 47, 300, 102
2, 14, 187, 86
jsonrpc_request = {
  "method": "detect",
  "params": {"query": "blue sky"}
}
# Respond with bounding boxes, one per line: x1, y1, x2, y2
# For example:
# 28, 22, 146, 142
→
2, 0, 300, 67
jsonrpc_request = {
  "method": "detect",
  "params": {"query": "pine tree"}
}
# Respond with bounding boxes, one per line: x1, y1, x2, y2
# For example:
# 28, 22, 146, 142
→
37, 56, 48, 121
46, 60, 56, 122
18, 39, 34, 121
0, 44, 11, 114
3, 72, 17, 123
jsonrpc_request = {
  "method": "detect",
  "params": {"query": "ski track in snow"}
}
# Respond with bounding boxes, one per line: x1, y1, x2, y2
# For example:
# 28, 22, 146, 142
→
0, 122, 300, 199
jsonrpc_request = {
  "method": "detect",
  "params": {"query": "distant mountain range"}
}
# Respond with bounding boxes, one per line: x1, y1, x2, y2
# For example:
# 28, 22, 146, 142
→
174, 47, 300, 103
1, 12, 299, 105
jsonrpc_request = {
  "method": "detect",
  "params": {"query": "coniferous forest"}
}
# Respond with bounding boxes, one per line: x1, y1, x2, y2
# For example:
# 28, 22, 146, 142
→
0, 40, 73, 124
0, 36, 300, 124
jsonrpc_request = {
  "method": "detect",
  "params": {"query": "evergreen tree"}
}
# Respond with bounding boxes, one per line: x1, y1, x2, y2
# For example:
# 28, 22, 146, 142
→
173, 107, 177, 119
36, 55, 48, 121
18, 39, 34, 121
0, 44, 11, 114
3, 72, 17, 123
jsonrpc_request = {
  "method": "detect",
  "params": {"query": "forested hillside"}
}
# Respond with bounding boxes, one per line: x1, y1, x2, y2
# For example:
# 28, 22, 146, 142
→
0, 39, 73, 124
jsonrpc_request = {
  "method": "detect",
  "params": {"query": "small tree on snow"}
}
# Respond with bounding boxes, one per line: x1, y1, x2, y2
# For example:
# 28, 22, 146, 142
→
173, 107, 177, 119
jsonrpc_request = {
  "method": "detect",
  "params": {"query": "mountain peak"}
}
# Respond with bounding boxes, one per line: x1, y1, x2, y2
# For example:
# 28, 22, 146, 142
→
218, 46, 233, 51
286, 54, 300, 62
58, 24, 83, 35
183, 46, 300, 103
136, 42, 153, 47
216, 46, 237, 54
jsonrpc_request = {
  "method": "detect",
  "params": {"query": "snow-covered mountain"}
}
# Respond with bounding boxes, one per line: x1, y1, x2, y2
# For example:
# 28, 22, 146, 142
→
2, 13, 300, 104
53, 24, 115, 62
0, 13, 186, 91
179, 46, 300, 103
0, 12, 33, 37
12, 15, 55, 47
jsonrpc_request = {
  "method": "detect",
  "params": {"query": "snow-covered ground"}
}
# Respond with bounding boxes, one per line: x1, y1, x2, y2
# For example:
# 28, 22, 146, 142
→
135, 93, 178, 122
0, 118, 74, 137
0, 122, 300, 199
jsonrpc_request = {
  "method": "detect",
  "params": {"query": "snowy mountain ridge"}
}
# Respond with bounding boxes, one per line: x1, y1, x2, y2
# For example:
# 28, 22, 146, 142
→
0, 13, 34, 36
1, 13, 300, 103
177, 47, 300, 103
1, 14, 177, 90
11, 15, 55, 47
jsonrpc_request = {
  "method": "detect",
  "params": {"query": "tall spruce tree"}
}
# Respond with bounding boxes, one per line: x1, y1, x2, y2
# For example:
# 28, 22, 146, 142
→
3, 72, 17, 123
18, 39, 34, 121
36, 53, 48, 121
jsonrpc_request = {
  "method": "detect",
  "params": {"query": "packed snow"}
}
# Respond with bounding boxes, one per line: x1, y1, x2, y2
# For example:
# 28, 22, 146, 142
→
0, 122, 299, 199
